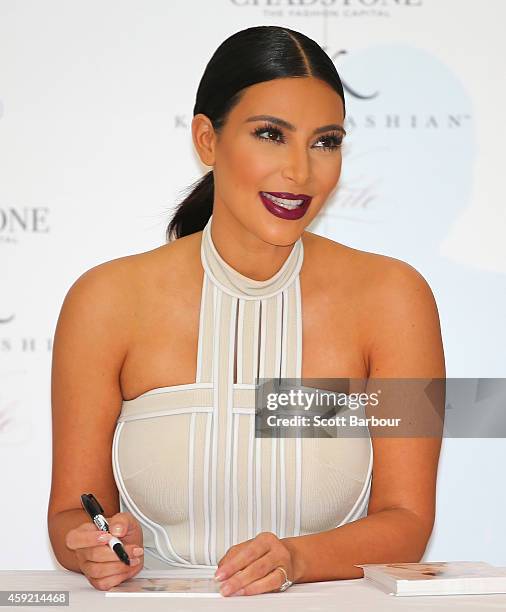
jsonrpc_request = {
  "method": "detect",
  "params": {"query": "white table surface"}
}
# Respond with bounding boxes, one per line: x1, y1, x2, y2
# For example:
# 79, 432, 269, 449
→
2, 568, 506, 611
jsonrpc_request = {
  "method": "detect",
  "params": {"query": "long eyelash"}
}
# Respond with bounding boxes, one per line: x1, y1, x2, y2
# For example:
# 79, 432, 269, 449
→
252, 122, 285, 145
252, 122, 343, 151
317, 132, 343, 151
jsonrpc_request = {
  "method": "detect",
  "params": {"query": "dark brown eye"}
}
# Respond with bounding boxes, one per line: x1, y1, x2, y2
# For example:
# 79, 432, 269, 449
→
253, 124, 284, 144
313, 133, 343, 151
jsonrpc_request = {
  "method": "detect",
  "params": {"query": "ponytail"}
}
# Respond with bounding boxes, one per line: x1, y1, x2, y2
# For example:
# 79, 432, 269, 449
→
166, 170, 214, 242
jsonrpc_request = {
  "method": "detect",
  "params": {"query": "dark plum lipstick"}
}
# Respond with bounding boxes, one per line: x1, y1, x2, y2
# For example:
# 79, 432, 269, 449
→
259, 191, 312, 220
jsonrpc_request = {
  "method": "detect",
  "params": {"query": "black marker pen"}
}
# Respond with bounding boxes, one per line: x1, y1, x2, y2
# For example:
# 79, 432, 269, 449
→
80, 493, 130, 565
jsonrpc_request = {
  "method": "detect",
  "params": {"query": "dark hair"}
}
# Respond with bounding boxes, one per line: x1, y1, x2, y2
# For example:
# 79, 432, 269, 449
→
166, 25, 346, 241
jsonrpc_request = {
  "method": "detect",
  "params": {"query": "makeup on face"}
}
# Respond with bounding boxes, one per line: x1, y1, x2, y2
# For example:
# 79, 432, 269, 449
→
259, 191, 311, 220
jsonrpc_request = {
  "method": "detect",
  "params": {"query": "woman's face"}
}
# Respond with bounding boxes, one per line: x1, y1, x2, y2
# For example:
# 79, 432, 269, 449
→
192, 76, 345, 246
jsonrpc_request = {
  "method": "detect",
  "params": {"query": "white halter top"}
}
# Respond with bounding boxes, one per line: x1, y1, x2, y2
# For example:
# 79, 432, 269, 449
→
112, 214, 373, 569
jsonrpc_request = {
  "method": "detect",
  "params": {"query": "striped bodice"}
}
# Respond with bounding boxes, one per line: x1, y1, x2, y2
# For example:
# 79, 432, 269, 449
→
112, 215, 373, 569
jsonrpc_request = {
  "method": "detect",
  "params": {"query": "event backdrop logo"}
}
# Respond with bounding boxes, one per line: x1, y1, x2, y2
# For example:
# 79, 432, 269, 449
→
0, 206, 50, 243
230, 0, 423, 18
327, 49, 378, 101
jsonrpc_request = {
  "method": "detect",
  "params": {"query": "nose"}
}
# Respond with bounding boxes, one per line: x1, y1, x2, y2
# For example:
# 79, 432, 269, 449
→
281, 144, 310, 186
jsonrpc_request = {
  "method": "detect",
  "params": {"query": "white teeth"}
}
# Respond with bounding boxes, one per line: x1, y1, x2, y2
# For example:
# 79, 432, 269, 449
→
262, 192, 304, 209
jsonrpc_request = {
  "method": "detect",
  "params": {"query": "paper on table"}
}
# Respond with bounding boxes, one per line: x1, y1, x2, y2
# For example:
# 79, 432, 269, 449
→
105, 576, 222, 597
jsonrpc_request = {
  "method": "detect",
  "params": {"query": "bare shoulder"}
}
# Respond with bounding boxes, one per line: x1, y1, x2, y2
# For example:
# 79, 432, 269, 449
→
302, 230, 444, 377
68, 230, 201, 310
302, 229, 436, 303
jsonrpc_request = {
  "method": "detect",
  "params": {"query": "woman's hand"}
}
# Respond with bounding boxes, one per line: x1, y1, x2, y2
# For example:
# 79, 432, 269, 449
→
214, 531, 298, 597
65, 511, 145, 591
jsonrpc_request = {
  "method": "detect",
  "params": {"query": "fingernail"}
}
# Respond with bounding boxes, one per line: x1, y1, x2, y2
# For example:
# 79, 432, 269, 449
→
214, 570, 225, 581
133, 547, 144, 556
130, 558, 140, 566
97, 533, 109, 541
220, 584, 232, 596
112, 525, 122, 534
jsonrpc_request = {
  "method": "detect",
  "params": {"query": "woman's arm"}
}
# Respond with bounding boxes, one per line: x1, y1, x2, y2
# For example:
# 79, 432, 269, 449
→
282, 258, 446, 583
47, 261, 131, 570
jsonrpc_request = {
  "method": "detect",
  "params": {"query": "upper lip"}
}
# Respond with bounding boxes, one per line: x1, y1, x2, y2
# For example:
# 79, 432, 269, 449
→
261, 191, 312, 202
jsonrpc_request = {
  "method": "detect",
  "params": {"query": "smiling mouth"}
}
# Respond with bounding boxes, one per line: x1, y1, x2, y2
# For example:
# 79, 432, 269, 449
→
260, 191, 311, 210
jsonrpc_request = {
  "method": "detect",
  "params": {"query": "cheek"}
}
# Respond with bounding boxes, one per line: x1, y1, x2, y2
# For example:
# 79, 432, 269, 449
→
234, 148, 272, 187
224, 138, 274, 188
313, 154, 343, 194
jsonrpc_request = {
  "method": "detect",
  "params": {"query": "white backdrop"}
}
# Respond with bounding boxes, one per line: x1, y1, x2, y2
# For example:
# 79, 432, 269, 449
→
1, 0, 505, 569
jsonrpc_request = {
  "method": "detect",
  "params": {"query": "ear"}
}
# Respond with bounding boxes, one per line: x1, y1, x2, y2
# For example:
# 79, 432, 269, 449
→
192, 113, 216, 167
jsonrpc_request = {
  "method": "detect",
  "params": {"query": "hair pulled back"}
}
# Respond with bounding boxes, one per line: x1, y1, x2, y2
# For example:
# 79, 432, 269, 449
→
166, 25, 346, 241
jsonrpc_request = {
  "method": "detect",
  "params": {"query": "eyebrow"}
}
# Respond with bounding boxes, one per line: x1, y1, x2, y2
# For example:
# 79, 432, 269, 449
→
244, 114, 346, 136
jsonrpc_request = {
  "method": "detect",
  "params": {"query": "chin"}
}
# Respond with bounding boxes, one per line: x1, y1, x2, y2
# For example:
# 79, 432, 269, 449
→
257, 223, 303, 247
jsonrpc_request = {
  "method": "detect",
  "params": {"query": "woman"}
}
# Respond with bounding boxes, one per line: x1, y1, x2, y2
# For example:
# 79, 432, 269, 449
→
47, 25, 445, 596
